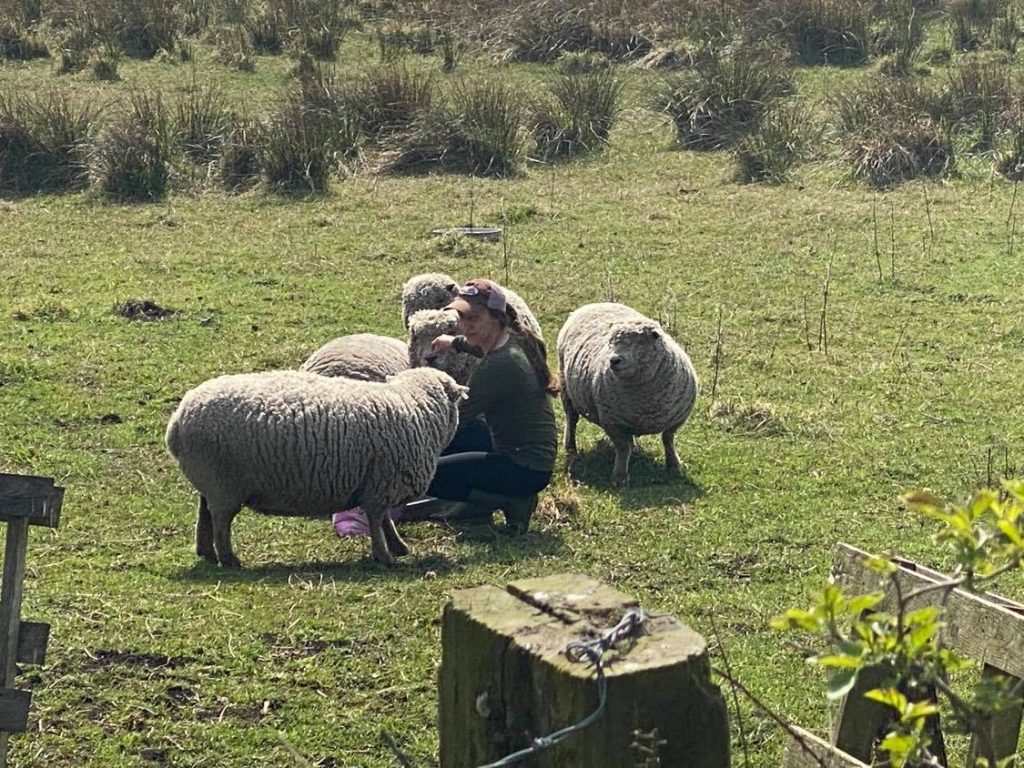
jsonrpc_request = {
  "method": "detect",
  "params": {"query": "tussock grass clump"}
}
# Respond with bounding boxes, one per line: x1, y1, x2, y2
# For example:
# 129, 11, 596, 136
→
439, 76, 525, 175
348, 63, 436, 139
0, 95, 49, 196
992, 8, 1021, 52
780, 0, 872, 65
259, 79, 358, 193
531, 69, 623, 161
651, 51, 790, 150
874, 0, 926, 76
487, 0, 651, 63
948, 0, 1008, 50
942, 0, 1007, 49
381, 77, 524, 177
90, 40, 122, 81
281, 0, 348, 61
940, 58, 1013, 150
557, 50, 612, 74
733, 100, 814, 183
113, 0, 181, 58
54, 28, 92, 75
91, 92, 174, 202
831, 75, 942, 136
175, 85, 233, 164
0, 21, 49, 60
0, 88, 96, 195
374, 18, 435, 60
219, 117, 262, 192
996, 104, 1024, 180
247, 7, 284, 54
214, 25, 255, 72
845, 117, 955, 188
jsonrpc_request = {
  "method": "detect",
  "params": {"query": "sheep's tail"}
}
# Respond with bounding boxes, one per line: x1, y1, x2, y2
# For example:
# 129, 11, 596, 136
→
165, 414, 182, 458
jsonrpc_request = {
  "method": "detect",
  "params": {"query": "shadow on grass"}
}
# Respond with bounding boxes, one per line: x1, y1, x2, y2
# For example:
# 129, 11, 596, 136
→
567, 439, 704, 510
172, 526, 566, 585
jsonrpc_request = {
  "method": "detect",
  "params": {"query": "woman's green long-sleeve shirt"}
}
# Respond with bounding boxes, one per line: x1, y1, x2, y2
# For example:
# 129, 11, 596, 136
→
455, 339, 557, 473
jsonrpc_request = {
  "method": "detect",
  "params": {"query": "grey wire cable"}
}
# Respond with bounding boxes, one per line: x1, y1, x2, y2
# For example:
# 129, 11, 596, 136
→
476, 609, 646, 768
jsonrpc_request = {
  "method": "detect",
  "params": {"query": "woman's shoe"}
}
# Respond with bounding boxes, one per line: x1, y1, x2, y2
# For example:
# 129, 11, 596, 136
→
465, 490, 538, 534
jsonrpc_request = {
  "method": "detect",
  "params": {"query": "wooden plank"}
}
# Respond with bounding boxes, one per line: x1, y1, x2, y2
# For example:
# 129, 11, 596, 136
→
831, 662, 893, 763
782, 726, 870, 768
0, 517, 28, 768
0, 518, 29, 685
966, 664, 1023, 766
0, 689, 31, 733
833, 543, 1024, 678
0, 475, 53, 499
0, 488, 62, 528
15, 622, 48, 667
438, 573, 730, 768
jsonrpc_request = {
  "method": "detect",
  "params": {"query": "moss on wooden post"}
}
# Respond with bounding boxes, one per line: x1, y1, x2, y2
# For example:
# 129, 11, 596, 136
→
438, 573, 730, 768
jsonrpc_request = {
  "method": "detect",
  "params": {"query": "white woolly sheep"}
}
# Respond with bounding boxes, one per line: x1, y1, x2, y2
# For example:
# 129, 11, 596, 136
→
401, 272, 544, 338
300, 333, 409, 382
402, 273, 458, 329
165, 367, 467, 566
407, 308, 480, 385
556, 302, 699, 486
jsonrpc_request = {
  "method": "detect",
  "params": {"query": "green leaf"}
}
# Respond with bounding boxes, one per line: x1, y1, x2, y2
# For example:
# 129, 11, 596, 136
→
864, 556, 898, 574
903, 489, 944, 508
847, 592, 884, 616
879, 731, 918, 766
770, 607, 819, 632
816, 654, 862, 669
865, 687, 907, 712
996, 519, 1024, 547
826, 667, 858, 700
903, 700, 939, 722
904, 605, 941, 627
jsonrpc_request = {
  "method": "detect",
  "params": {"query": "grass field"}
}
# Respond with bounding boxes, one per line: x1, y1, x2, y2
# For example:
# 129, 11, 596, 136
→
3, 22, 1024, 768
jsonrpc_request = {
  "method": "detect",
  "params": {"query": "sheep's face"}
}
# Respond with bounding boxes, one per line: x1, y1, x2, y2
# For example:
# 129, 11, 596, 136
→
606, 321, 665, 378
402, 274, 458, 326
407, 310, 478, 385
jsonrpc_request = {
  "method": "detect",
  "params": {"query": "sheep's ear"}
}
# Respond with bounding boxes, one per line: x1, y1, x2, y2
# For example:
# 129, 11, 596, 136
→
451, 383, 470, 402
646, 325, 662, 339
445, 282, 457, 293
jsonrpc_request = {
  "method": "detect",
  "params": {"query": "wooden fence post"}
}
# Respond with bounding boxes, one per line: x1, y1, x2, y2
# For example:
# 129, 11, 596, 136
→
438, 573, 730, 768
0, 474, 63, 767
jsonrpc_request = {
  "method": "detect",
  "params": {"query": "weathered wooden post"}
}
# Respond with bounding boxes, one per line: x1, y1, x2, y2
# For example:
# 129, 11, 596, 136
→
0, 474, 62, 767
438, 573, 730, 767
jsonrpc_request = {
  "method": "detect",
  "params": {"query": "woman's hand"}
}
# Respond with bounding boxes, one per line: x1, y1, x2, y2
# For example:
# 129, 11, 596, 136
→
431, 334, 456, 353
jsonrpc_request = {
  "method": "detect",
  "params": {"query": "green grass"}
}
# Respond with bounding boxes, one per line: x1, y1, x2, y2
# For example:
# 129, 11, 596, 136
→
4, 28, 1024, 768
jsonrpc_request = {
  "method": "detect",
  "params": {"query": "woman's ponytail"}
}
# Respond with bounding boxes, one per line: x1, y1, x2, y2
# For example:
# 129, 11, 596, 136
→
504, 306, 560, 395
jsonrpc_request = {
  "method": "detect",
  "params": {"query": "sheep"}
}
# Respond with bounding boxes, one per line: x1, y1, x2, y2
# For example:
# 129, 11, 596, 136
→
299, 333, 409, 382
556, 302, 698, 487
401, 272, 544, 338
402, 272, 457, 329
407, 308, 480, 385
165, 367, 467, 567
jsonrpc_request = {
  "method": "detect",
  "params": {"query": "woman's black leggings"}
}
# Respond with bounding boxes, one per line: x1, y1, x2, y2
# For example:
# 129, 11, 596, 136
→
428, 418, 552, 500
428, 452, 552, 500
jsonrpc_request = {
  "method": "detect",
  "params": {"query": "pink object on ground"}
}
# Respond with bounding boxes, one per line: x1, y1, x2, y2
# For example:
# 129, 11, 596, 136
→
332, 506, 408, 537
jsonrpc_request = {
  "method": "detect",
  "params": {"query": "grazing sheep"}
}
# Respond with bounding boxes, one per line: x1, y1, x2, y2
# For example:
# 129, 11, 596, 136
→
557, 302, 698, 486
401, 272, 544, 337
407, 308, 480, 385
300, 333, 409, 382
165, 367, 467, 566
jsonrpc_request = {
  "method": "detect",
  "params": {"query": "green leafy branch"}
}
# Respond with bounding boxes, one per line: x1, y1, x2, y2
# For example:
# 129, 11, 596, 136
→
772, 482, 1024, 768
